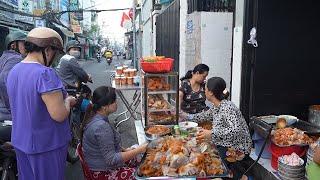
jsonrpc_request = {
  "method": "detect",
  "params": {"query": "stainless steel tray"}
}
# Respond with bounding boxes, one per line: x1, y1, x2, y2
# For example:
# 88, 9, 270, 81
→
135, 137, 232, 179
144, 125, 172, 141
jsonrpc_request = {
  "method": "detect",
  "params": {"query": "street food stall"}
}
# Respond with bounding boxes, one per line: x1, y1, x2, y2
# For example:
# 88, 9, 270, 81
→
131, 56, 236, 179
111, 54, 320, 179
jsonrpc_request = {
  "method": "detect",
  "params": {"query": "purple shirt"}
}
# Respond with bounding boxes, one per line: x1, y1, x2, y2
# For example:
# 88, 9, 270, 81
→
6, 62, 71, 154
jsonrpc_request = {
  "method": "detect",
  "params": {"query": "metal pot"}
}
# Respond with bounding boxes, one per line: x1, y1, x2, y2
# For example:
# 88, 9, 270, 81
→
309, 105, 320, 126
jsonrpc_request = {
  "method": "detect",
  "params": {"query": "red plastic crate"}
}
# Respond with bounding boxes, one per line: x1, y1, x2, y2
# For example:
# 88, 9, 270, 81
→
141, 58, 174, 73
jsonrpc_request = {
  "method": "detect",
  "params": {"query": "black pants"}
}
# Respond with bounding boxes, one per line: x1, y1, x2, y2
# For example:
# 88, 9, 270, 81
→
217, 146, 252, 180
0, 125, 11, 142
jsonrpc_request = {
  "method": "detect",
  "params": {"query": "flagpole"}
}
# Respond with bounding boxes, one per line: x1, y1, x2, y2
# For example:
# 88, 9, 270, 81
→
132, 1, 137, 69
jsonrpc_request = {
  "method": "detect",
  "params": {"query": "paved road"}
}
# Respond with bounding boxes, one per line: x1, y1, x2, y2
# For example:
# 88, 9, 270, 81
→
65, 57, 139, 180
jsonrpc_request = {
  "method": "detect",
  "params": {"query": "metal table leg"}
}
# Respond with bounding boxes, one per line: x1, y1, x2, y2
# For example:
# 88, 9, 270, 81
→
115, 90, 141, 128
113, 91, 138, 121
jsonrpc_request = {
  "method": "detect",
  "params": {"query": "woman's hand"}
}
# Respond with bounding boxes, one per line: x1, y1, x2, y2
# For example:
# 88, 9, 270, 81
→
179, 111, 188, 121
196, 129, 211, 143
138, 143, 148, 154
65, 96, 77, 107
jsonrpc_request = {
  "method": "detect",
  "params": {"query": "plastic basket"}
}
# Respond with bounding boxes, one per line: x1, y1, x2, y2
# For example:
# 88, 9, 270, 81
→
141, 58, 174, 73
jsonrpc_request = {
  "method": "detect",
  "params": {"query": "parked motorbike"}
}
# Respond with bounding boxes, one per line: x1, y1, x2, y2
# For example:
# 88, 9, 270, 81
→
65, 81, 92, 164
0, 134, 17, 180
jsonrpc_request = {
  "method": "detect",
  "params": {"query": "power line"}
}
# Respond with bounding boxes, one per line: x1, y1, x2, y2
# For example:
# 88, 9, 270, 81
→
57, 8, 131, 15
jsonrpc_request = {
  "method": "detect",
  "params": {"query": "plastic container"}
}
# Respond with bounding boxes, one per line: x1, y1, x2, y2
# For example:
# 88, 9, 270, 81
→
120, 77, 127, 85
122, 65, 128, 70
123, 69, 130, 77
115, 76, 121, 85
129, 69, 137, 77
252, 132, 271, 159
141, 58, 174, 73
116, 67, 123, 75
127, 77, 133, 85
270, 142, 307, 170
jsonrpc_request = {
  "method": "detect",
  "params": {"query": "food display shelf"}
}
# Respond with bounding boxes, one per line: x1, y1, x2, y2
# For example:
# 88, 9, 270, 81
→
141, 71, 179, 127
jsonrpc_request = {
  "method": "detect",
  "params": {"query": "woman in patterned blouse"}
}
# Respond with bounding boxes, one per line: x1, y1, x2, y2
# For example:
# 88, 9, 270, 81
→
179, 64, 209, 114
185, 77, 252, 179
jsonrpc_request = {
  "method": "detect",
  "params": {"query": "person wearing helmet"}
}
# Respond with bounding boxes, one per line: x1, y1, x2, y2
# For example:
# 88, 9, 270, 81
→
6, 27, 76, 180
0, 31, 27, 143
55, 40, 91, 89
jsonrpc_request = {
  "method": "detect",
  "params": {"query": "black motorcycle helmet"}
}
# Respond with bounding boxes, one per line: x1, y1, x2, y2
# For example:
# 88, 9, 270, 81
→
66, 40, 81, 53
4, 31, 27, 53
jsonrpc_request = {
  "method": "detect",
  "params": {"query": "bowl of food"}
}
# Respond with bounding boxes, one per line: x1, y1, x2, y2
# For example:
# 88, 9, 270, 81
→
179, 121, 198, 130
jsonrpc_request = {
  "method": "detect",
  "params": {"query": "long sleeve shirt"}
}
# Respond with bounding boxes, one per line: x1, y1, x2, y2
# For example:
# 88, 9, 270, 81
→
83, 114, 123, 171
0, 50, 22, 121
55, 54, 89, 87
188, 100, 252, 154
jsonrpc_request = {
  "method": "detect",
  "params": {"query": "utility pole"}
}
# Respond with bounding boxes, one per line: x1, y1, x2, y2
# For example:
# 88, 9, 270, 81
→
132, 1, 136, 68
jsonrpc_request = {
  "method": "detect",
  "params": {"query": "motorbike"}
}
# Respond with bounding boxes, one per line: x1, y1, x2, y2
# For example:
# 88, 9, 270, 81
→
65, 81, 92, 164
106, 57, 112, 65
0, 127, 17, 180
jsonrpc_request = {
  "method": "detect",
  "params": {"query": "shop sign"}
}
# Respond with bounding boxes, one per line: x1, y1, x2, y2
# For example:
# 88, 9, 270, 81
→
0, 6, 15, 23
35, 19, 46, 27
69, 0, 83, 21
186, 20, 193, 34
1, 0, 18, 7
16, 0, 33, 24
71, 24, 82, 34
33, 9, 45, 16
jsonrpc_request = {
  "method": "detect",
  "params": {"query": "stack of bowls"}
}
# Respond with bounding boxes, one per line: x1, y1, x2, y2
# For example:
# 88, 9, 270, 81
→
305, 147, 315, 178
278, 158, 305, 180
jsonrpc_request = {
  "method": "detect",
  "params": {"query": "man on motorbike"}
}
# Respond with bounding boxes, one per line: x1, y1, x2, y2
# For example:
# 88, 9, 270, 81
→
0, 31, 27, 142
104, 50, 113, 65
55, 40, 92, 89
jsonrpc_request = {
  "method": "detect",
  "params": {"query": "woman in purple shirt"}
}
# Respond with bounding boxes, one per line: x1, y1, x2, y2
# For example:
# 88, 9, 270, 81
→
81, 86, 147, 180
6, 27, 76, 180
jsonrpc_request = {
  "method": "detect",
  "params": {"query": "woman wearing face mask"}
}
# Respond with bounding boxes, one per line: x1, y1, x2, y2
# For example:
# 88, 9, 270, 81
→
179, 64, 210, 114
183, 77, 252, 180
55, 40, 92, 89
6, 27, 77, 180
81, 86, 147, 179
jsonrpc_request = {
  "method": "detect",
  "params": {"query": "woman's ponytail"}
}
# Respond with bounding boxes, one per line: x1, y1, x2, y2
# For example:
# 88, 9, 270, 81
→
80, 103, 95, 144
180, 70, 193, 81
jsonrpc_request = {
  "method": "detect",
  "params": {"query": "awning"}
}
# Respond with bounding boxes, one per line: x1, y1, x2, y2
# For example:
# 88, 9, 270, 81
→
53, 23, 75, 38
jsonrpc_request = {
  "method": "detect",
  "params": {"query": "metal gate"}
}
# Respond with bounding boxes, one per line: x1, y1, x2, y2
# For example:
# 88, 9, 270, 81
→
156, 0, 180, 72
